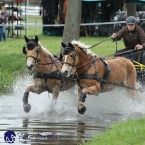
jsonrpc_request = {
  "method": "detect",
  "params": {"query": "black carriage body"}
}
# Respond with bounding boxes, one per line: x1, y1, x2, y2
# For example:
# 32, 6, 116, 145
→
115, 49, 145, 82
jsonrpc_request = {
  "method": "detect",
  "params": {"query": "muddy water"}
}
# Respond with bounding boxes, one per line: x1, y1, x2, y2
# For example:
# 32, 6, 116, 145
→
0, 75, 145, 145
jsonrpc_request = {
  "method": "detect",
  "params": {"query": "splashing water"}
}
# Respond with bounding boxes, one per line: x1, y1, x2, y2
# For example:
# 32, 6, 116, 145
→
0, 74, 145, 122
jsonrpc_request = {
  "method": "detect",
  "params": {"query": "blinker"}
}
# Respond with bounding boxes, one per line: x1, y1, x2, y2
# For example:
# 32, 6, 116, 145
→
63, 46, 75, 55
71, 52, 77, 60
23, 46, 26, 54
26, 41, 38, 50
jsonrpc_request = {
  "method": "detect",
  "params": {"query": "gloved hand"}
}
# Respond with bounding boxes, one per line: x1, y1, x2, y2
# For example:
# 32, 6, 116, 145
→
135, 44, 143, 50
111, 33, 116, 39
111, 33, 117, 42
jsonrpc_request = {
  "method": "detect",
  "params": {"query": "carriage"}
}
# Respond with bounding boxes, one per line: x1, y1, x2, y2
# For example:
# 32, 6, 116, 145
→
133, 60, 145, 82
114, 48, 145, 83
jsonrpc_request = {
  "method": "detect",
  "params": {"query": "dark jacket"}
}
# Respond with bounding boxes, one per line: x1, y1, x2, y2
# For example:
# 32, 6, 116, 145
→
0, 12, 8, 24
115, 25, 145, 50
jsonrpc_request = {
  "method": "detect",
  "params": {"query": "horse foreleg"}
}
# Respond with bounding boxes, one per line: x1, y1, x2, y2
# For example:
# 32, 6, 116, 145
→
23, 85, 44, 113
78, 92, 87, 115
78, 85, 99, 115
23, 92, 31, 113
50, 87, 60, 109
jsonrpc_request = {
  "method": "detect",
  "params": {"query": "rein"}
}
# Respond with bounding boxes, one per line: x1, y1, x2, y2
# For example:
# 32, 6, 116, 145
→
36, 59, 60, 65
88, 36, 111, 49
75, 57, 100, 69
96, 77, 144, 92
76, 70, 144, 93
103, 49, 140, 59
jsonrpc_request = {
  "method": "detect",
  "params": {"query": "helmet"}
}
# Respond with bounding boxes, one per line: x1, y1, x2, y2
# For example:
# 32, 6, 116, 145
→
126, 16, 136, 24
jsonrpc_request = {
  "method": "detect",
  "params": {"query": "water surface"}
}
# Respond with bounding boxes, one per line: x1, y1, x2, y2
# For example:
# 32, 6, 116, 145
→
0, 75, 145, 144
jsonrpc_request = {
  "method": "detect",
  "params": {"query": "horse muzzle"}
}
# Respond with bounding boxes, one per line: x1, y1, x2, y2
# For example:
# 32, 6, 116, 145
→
26, 62, 34, 71
61, 69, 70, 77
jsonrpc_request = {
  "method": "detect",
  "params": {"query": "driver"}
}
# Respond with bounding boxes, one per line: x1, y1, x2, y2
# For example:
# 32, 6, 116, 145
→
111, 16, 145, 64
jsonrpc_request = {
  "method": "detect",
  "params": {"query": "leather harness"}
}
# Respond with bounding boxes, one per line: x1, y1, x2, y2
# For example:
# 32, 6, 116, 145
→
76, 57, 110, 90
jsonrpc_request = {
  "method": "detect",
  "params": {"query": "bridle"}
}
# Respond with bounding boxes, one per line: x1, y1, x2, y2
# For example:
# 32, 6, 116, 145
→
62, 50, 77, 67
62, 48, 98, 70
23, 41, 62, 74
23, 41, 40, 63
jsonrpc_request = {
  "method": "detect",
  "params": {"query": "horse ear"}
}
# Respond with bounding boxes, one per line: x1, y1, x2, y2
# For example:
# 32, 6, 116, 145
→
35, 35, 38, 43
24, 35, 30, 43
68, 42, 74, 48
61, 42, 67, 48
23, 46, 26, 54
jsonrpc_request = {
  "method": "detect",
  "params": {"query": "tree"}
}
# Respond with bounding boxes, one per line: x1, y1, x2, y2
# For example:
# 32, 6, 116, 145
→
126, 3, 136, 17
62, 0, 82, 44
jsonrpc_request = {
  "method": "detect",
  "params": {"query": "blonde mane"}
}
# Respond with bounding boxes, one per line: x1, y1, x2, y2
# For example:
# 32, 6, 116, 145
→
38, 41, 52, 55
71, 40, 97, 57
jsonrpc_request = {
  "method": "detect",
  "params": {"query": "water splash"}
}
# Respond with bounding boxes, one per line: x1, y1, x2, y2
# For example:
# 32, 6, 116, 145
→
0, 74, 145, 122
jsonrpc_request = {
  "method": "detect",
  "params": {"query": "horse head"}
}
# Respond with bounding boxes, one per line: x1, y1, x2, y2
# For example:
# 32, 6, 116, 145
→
61, 42, 79, 77
23, 35, 40, 71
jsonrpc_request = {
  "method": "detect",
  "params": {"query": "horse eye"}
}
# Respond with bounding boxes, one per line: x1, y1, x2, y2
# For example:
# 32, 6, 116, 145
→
35, 49, 39, 53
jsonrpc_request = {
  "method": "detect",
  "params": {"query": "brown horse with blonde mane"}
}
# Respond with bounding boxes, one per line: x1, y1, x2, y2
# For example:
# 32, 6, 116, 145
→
22, 35, 76, 113
61, 40, 137, 115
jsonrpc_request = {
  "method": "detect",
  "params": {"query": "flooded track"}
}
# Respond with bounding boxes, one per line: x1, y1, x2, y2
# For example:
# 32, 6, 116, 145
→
0, 75, 145, 144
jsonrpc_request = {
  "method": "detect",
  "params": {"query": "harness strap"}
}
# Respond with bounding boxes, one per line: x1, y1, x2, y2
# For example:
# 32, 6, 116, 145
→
49, 55, 61, 72
100, 58, 110, 80
33, 70, 62, 80
76, 57, 143, 92
33, 70, 63, 92
77, 74, 142, 92
77, 58, 110, 90
74, 57, 97, 90
33, 70, 76, 92
98, 77, 143, 92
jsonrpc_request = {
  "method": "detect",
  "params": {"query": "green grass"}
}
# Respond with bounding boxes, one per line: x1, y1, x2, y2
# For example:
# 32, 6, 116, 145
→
22, 15, 42, 23
81, 117, 145, 145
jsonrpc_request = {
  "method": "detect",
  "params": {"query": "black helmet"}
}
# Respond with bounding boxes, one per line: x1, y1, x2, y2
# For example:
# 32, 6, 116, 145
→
126, 16, 136, 24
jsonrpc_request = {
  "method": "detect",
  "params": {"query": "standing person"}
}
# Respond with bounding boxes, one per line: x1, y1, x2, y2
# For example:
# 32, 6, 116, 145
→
0, 6, 8, 42
111, 16, 145, 64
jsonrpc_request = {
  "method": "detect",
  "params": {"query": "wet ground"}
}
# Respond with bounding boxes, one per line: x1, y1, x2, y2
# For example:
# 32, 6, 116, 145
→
0, 74, 145, 145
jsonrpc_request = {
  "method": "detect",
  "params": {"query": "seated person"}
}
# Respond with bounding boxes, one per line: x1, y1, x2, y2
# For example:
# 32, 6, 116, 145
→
111, 16, 145, 64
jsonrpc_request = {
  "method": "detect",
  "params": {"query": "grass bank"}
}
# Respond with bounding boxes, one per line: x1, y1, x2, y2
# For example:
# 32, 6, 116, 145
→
81, 117, 145, 145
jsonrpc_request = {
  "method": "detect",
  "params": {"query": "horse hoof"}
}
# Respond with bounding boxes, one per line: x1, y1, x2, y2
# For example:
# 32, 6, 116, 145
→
23, 104, 31, 113
78, 106, 86, 115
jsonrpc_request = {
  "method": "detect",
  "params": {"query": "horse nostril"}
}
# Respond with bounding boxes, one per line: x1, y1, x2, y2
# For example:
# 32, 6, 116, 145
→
26, 64, 34, 70
65, 70, 68, 74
